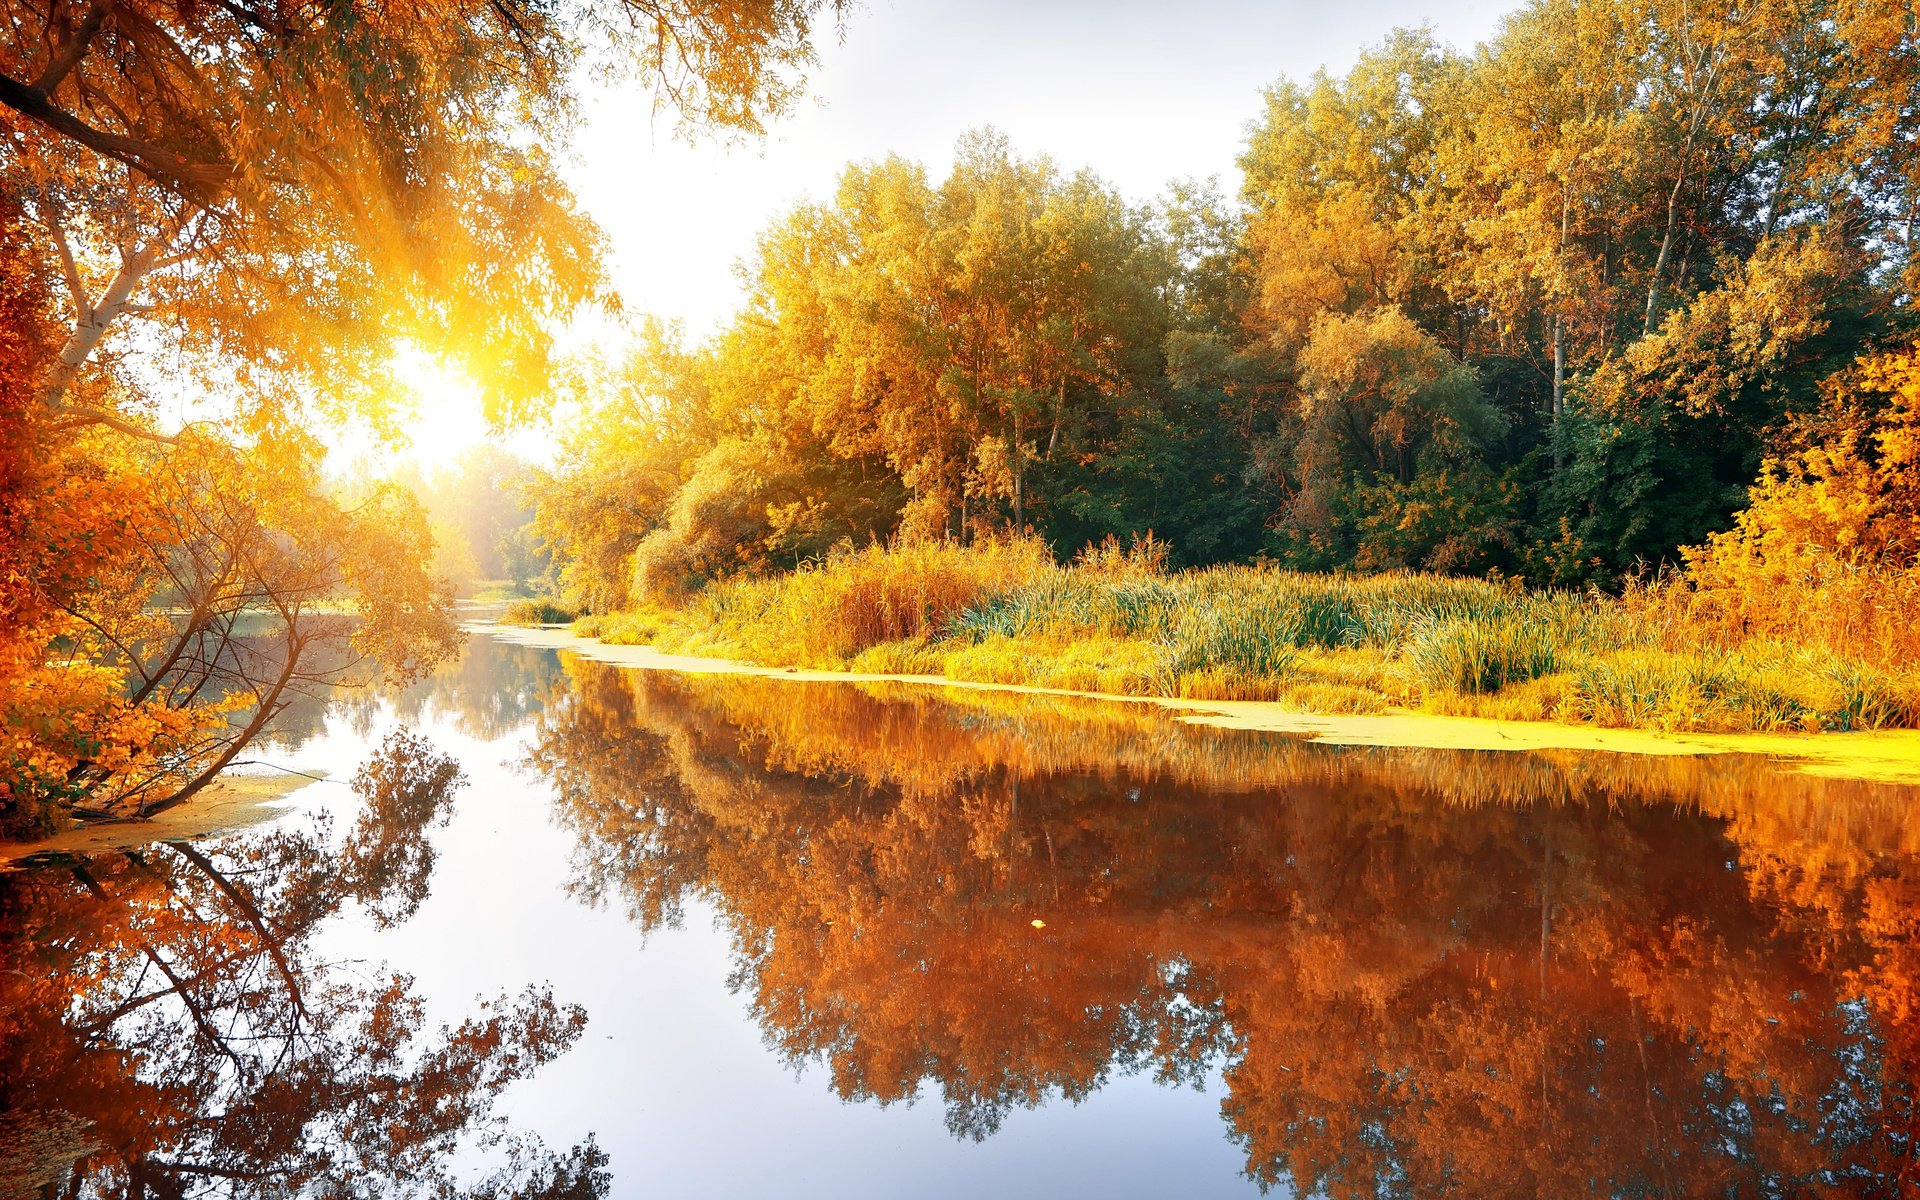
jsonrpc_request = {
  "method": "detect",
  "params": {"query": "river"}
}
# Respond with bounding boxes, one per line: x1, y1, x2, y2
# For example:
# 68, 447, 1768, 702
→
6, 629, 1920, 1197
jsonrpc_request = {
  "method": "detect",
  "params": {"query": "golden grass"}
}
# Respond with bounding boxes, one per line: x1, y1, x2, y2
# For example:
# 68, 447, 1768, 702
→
564, 538, 1920, 734
499, 597, 581, 625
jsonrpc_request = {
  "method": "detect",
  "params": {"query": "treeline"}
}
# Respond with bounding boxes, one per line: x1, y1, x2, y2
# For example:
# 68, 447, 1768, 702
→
540, 0, 1920, 611
390, 447, 551, 598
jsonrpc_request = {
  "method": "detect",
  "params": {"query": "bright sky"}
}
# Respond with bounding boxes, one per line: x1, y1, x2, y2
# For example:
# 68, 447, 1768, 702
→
395, 0, 1521, 473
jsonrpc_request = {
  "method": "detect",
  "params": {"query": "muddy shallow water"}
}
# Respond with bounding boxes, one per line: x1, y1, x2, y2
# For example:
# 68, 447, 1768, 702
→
7, 630, 1920, 1197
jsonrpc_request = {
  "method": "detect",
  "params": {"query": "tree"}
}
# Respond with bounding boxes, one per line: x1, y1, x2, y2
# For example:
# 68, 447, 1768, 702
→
10, 429, 461, 829
1544, 228, 1875, 578
2, 0, 848, 432
538, 131, 1181, 596
1, 0, 853, 832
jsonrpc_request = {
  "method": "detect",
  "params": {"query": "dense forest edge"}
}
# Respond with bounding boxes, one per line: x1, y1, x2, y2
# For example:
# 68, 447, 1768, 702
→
4, 0, 1920, 843
512, 6, 1920, 739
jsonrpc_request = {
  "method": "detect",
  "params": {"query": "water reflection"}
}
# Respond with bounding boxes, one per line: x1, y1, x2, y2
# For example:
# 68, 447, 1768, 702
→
258, 621, 569, 753
0, 728, 602, 1198
528, 657, 1920, 1197
10, 634, 1920, 1197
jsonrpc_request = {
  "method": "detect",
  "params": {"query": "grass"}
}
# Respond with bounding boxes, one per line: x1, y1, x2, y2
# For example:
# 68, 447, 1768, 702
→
500, 597, 581, 625
555, 536, 1920, 734
1404, 613, 1564, 695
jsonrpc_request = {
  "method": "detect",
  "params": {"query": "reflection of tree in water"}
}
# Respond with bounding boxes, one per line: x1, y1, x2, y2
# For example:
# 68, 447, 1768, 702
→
529, 659, 1920, 1196
0, 730, 604, 1199
306, 635, 570, 753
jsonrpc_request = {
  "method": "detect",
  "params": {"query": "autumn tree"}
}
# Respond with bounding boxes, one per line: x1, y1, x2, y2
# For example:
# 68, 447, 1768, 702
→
538, 132, 1204, 603
0, 0, 854, 832
1670, 338, 1920, 664
1, 0, 848, 431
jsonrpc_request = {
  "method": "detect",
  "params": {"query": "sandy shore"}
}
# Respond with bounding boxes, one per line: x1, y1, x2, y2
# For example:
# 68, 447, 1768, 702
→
0, 771, 322, 867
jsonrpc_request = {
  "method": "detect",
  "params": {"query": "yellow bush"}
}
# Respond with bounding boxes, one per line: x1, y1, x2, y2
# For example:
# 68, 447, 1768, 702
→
1673, 340, 1920, 668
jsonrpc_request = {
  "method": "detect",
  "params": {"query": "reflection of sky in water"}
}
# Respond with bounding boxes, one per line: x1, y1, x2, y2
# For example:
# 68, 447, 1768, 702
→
262, 640, 1266, 1199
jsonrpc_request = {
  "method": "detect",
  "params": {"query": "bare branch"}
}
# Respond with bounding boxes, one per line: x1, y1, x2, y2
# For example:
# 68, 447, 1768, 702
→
0, 69, 230, 200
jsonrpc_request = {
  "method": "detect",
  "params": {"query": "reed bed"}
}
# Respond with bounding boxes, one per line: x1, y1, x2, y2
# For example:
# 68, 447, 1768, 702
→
574, 537, 1920, 733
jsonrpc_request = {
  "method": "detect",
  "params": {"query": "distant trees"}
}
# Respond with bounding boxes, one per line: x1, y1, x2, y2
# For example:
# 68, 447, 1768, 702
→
538, 0, 1920, 609
406, 446, 552, 596
1235, 0, 1913, 582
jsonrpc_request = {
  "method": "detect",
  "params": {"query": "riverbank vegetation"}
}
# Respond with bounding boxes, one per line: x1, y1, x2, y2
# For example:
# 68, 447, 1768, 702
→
527, 0, 1920, 735
547, 522, 1918, 734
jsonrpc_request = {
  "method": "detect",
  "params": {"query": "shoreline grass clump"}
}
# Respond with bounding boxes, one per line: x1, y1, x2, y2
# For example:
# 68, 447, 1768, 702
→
1404, 613, 1562, 696
619, 537, 1058, 668
500, 597, 581, 625
553, 534, 1920, 734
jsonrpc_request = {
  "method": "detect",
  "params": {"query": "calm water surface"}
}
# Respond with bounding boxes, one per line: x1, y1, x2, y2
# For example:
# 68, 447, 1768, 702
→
7, 632, 1920, 1197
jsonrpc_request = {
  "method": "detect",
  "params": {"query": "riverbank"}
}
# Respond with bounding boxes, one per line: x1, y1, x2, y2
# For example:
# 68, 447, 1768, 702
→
484, 623, 1920, 786
0, 770, 321, 867
512, 542, 1920, 735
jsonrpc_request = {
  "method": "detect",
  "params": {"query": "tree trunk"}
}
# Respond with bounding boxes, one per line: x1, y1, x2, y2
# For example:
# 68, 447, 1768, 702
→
1643, 171, 1687, 335
1552, 316, 1564, 415
1011, 410, 1023, 529
1644, 60, 1721, 334
1047, 373, 1064, 460
1552, 183, 1568, 423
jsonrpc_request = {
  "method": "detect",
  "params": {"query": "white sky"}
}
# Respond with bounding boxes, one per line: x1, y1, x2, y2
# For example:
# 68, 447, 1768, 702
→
396, 0, 1520, 472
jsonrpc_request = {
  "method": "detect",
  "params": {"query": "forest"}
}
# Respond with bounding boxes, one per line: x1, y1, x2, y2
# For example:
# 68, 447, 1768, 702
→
536, 3, 1919, 595
530, 1, 1920, 733
5, 0, 1920, 840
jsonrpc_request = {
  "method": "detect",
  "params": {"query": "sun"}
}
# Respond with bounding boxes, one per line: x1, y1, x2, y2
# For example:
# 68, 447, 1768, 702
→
354, 345, 562, 478
388, 346, 491, 469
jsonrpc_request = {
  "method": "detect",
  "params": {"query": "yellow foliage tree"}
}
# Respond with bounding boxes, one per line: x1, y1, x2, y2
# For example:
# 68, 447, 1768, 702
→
1680, 340, 1920, 662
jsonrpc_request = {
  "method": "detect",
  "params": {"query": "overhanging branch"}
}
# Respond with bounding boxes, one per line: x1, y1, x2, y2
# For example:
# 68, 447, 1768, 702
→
0, 70, 230, 201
